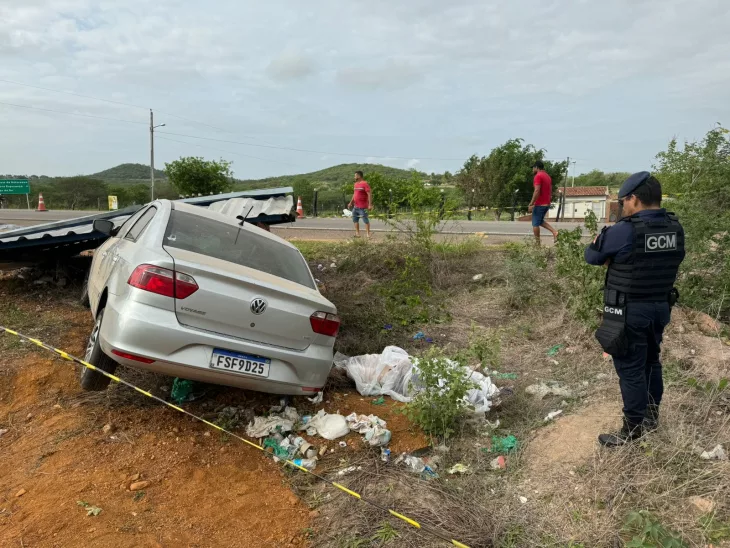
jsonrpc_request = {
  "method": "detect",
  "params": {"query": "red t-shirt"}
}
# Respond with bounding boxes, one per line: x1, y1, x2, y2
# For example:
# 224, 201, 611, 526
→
533, 171, 552, 206
353, 181, 371, 209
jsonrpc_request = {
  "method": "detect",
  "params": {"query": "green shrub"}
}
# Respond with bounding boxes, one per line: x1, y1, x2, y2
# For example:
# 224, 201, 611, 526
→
502, 242, 549, 309
555, 211, 604, 328
622, 510, 688, 548
404, 349, 477, 438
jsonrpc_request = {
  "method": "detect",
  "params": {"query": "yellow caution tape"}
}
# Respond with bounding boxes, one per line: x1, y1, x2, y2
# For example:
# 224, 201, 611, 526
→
0, 325, 470, 548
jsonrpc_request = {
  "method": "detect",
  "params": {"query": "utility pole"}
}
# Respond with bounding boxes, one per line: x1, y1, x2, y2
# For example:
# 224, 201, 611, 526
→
149, 110, 166, 201
561, 156, 569, 221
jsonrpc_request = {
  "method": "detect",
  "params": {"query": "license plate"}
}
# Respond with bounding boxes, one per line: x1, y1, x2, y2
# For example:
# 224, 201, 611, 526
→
210, 349, 270, 378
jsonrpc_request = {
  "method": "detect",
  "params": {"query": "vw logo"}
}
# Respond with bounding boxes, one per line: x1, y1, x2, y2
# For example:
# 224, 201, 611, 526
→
250, 298, 267, 315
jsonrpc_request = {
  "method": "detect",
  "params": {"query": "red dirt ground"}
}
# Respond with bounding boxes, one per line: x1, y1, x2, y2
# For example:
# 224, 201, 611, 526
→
0, 289, 428, 547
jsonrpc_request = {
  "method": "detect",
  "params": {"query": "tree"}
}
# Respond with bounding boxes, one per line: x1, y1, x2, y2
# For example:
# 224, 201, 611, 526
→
54, 177, 108, 210
455, 139, 567, 220
292, 177, 315, 213
573, 169, 631, 188
653, 125, 730, 318
165, 157, 233, 196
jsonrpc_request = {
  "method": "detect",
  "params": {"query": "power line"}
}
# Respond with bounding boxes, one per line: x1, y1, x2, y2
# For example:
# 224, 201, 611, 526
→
156, 130, 466, 161
0, 100, 147, 126
156, 135, 302, 168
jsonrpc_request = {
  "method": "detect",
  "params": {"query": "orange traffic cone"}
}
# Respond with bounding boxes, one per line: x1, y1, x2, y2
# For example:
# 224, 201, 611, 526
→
296, 196, 304, 218
37, 193, 48, 212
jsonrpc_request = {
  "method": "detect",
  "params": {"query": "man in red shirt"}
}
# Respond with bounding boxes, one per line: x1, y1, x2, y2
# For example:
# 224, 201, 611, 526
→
348, 170, 372, 238
527, 160, 558, 244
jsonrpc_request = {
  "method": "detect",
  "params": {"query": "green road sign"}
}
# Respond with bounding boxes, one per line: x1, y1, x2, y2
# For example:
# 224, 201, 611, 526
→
0, 179, 31, 194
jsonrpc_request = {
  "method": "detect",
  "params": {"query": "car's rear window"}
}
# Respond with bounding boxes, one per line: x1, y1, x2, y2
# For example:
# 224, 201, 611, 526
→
163, 210, 315, 290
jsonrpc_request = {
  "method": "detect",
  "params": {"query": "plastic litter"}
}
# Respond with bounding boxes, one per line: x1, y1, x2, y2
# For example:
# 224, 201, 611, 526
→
490, 456, 506, 470
334, 346, 499, 414
342, 209, 353, 218
485, 435, 518, 454
307, 392, 324, 404
448, 463, 470, 474
413, 331, 426, 340
700, 444, 728, 461
246, 414, 296, 438
0, 428, 8, 438
546, 344, 564, 357
292, 458, 317, 471
380, 448, 391, 463
307, 410, 349, 440
398, 453, 439, 478
519, 496, 528, 504
490, 371, 518, 380
525, 383, 572, 400
383, 324, 393, 330
472, 274, 485, 282
544, 410, 563, 422
336, 465, 362, 477
345, 413, 392, 447
371, 396, 386, 406
339, 441, 348, 448
170, 378, 194, 404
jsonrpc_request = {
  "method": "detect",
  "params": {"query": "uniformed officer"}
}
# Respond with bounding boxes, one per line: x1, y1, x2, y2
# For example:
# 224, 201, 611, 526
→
585, 172, 685, 447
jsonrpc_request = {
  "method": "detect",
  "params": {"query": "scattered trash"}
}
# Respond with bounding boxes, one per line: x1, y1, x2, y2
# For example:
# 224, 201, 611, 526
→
383, 324, 393, 330
519, 496, 528, 504
77, 501, 102, 516
380, 448, 391, 463
371, 396, 385, 405
525, 382, 572, 400
549, 359, 559, 366
485, 435, 518, 454
602, 352, 611, 360
397, 453, 439, 478
264, 437, 292, 459
596, 373, 610, 380
319, 445, 328, 457
102, 423, 114, 435
546, 344, 564, 357
335, 346, 499, 413
490, 456, 506, 470
700, 444, 727, 461
491, 371, 518, 380
448, 463, 470, 475
170, 378, 195, 404
336, 465, 362, 477
129, 481, 151, 492
472, 274, 485, 282
544, 410, 563, 422
307, 410, 350, 440
413, 331, 426, 340
339, 441, 348, 448
330, 263, 337, 269
15, 488, 26, 498
0, 428, 8, 437
246, 407, 298, 438
345, 413, 392, 447
485, 419, 500, 430
292, 458, 317, 471
307, 392, 324, 404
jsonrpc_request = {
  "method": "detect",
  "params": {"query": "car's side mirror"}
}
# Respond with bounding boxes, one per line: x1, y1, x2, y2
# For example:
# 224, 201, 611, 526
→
93, 219, 115, 236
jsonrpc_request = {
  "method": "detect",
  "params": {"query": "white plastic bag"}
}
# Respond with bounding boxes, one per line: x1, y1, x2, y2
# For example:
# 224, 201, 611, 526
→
307, 409, 349, 440
334, 346, 414, 402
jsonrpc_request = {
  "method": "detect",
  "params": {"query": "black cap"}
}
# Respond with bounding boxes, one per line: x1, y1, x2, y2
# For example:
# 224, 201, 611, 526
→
618, 171, 651, 199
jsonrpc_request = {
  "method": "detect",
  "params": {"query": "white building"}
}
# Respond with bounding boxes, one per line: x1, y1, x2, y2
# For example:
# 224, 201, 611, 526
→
555, 186, 609, 221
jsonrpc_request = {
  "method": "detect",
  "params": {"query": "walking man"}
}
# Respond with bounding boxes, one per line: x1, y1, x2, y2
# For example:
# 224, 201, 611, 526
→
585, 172, 685, 447
527, 161, 558, 244
348, 170, 372, 238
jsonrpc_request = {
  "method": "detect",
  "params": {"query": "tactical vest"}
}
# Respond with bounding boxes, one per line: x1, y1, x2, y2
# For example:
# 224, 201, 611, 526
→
604, 212, 685, 302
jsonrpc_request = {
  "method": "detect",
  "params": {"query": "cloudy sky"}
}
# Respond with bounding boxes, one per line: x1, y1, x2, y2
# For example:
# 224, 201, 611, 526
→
1, 0, 728, 179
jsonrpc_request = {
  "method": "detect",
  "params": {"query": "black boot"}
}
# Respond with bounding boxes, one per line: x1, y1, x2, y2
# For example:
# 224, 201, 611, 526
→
644, 404, 660, 432
598, 418, 644, 447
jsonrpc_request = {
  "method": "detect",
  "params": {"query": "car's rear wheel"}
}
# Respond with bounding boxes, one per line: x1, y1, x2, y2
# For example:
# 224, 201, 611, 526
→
80, 308, 118, 391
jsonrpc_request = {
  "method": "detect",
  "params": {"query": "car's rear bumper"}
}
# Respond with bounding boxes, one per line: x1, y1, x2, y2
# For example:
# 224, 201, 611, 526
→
99, 297, 334, 395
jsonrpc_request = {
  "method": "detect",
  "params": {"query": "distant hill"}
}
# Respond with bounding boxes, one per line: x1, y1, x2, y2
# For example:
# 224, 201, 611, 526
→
235, 163, 423, 190
91, 163, 166, 181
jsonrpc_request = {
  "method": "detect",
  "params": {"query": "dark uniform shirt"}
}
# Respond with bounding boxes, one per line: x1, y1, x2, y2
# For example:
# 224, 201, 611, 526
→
584, 208, 669, 266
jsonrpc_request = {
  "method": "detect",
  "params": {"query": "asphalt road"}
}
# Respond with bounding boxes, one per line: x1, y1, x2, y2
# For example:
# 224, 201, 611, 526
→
0, 209, 602, 237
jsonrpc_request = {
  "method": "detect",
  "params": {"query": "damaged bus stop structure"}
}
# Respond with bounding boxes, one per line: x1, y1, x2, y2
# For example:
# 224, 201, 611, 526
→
0, 188, 295, 268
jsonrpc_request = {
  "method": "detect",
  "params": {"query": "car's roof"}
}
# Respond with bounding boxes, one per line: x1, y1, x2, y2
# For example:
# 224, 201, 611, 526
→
159, 199, 298, 251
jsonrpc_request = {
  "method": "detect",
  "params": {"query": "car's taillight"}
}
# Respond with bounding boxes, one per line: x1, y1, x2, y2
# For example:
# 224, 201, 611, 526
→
112, 349, 155, 364
310, 311, 340, 337
128, 265, 198, 299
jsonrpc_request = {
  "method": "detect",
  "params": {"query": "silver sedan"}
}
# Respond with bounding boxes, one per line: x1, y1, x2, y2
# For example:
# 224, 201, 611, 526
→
83, 199, 339, 396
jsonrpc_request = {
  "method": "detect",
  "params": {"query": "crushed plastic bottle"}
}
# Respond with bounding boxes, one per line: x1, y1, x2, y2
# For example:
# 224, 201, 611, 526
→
291, 458, 318, 471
